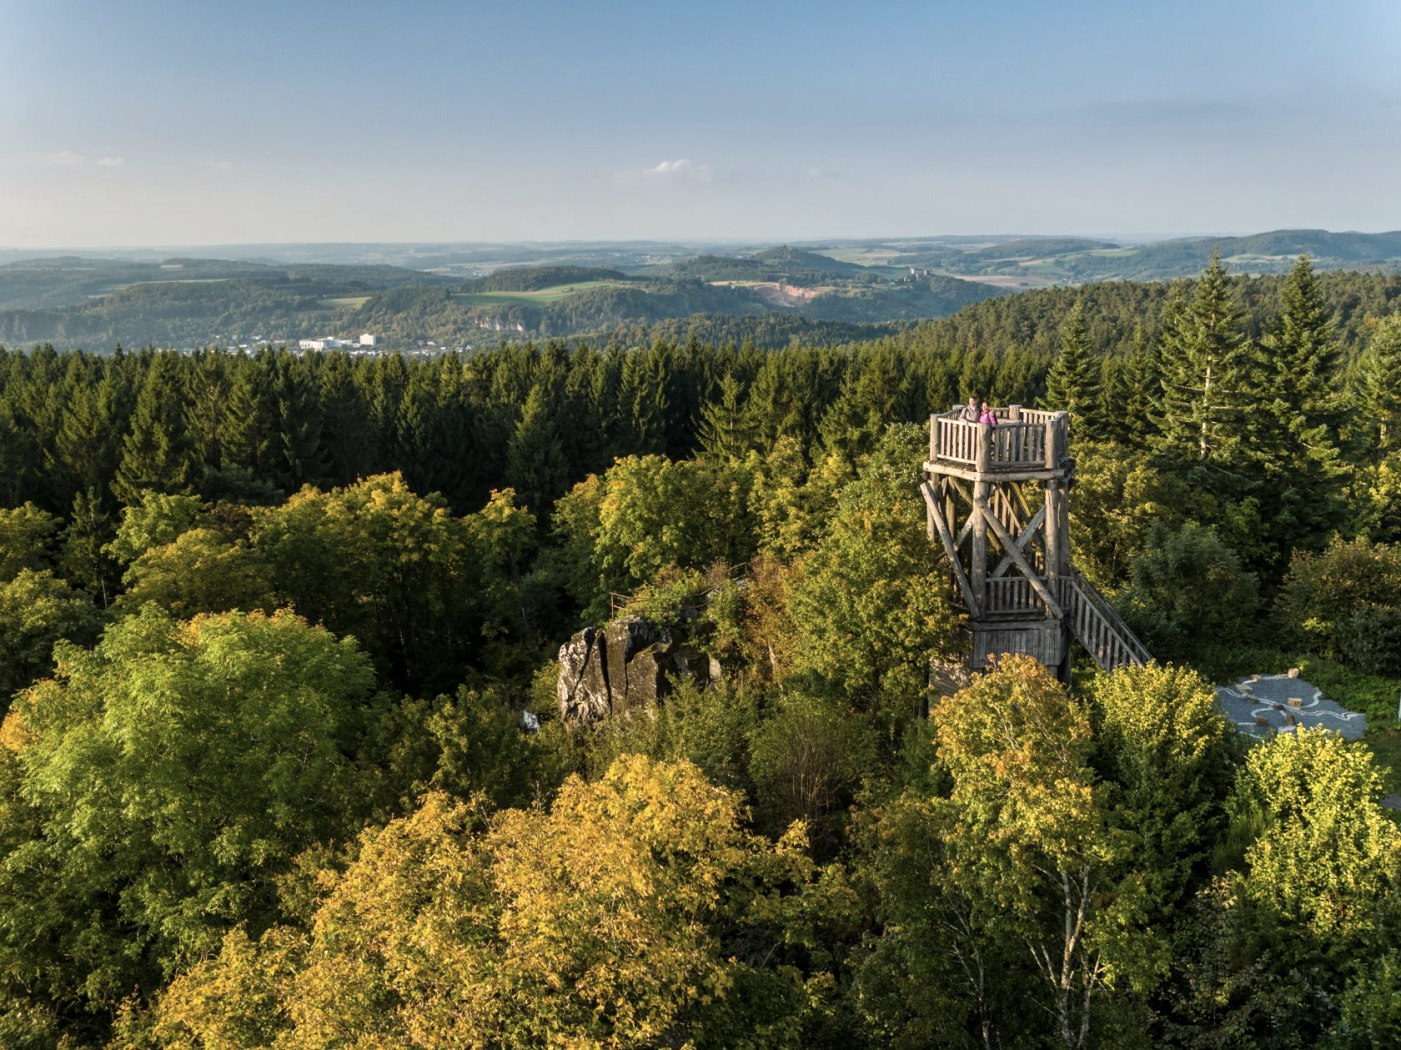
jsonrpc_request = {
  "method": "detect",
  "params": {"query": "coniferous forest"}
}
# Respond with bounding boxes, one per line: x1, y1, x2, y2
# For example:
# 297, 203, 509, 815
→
4, 255, 1401, 1047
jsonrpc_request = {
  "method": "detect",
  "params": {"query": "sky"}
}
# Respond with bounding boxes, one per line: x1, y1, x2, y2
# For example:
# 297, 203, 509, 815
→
2, 0, 1399, 247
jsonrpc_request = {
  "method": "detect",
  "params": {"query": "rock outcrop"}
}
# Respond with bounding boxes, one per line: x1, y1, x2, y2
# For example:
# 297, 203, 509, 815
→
557, 615, 709, 725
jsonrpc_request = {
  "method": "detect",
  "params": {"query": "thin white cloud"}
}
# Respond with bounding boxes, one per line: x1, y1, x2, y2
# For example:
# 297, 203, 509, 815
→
641, 157, 713, 182
95, 156, 125, 169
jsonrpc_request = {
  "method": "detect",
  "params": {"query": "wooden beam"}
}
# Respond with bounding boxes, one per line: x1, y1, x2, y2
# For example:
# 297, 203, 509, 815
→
971, 481, 989, 609
921, 482, 980, 616
973, 494, 1063, 618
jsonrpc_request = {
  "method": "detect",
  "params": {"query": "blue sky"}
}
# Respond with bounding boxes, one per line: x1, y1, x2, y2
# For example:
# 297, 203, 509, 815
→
2, 0, 1398, 246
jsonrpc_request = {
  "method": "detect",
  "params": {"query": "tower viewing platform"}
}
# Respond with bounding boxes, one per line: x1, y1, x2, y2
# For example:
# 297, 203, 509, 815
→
921, 405, 1150, 678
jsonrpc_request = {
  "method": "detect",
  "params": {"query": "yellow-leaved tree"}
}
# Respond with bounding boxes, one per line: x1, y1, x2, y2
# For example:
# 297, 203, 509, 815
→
147, 756, 855, 1050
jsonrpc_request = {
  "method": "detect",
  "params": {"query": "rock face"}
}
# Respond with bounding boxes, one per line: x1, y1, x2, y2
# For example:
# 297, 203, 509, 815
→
557, 615, 704, 725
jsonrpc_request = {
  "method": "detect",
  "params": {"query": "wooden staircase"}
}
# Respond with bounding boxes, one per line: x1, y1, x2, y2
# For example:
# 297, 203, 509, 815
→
1063, 568, 1150, 672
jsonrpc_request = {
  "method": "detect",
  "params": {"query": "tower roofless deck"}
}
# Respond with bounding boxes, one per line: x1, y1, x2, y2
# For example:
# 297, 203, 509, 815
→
926, 405, 1072, 482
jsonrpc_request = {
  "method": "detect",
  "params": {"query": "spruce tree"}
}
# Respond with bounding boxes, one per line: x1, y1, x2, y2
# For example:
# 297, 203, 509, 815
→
505, 383, 568, 519
1044, 301, 1103, 441
1360, 314, 1401, 454
698, 373, 755, 462
1119, 324, 1162, 449
114, 354, 195, 503
1152, 252, 1251, 473
1243, 255, 1347, 551
59, 486, 116, 607
219, 355, 276, 477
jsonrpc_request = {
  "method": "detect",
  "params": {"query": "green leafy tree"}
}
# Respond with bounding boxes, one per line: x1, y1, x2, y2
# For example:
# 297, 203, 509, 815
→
0, 570, 101, 712
252, 473, 473, 691
0, 607, 381, 1033
148, 758, 847, 1050
0, 503, 61, 582
1119, 521, 1259, 656
116, 528, 279, 619
788, 426, 958, 726
102, 490, 206, 567
1091, 664, 1236, 931
1233, 729, 1401, 944
558, 454, 757, 609
1182, 729, 1401, 1044
931, 656, 1138, 1050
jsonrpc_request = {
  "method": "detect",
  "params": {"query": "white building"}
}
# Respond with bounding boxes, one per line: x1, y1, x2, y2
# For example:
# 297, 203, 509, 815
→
360, 333, 378, 347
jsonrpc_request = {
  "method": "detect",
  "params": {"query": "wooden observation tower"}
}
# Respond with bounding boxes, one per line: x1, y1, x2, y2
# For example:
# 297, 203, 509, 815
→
921, 405, 1150, 679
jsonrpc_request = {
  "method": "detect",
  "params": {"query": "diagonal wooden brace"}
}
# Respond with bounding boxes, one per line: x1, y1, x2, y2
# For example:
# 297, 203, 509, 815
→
990, 505, 1047, 579
922, 481, 980, 617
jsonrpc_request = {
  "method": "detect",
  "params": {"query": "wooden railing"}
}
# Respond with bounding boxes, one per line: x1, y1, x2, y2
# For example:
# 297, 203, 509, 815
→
983, 576, 1044, 616
1064, 568, 1151, 671
930, 405, 1068, 473
963, 571, 1151, 671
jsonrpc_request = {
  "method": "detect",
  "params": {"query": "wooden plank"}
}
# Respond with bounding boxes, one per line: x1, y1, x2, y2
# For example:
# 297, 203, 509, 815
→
924, 462, 1064, 484
973, 494, 1063, 618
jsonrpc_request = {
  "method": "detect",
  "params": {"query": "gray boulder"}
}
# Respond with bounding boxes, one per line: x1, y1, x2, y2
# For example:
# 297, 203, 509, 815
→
558, 615, 708, 725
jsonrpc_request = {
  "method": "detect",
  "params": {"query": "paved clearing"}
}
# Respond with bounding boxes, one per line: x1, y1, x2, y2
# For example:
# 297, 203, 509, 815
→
1216, 673, 1368, 741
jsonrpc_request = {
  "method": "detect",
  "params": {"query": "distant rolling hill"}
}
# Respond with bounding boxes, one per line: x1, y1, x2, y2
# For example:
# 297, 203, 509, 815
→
3, 230, 1397, 351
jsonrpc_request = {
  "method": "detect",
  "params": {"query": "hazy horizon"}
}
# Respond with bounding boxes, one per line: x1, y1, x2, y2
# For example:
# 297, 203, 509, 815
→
4, 1, 1399, 247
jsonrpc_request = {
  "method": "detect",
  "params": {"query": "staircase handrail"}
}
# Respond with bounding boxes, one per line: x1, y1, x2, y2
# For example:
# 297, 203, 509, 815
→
1064, 567, 1152, 670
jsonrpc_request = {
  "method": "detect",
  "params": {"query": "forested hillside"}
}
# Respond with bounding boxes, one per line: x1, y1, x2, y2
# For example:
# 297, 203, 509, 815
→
2, 255, 1401, 1047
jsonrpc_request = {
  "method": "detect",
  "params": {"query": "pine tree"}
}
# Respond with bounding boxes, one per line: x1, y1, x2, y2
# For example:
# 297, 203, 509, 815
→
1044, 301, 1103, 441
1152, 252, 1251, 472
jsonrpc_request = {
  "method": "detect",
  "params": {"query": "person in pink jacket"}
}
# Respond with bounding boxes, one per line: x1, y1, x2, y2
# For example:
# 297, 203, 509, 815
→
978, 401, 998, 426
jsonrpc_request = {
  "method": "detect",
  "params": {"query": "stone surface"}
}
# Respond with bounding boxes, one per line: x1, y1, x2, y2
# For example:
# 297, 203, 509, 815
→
559, 615, 708, 725
1215, 674, 1369, 741
557, 626, 610, 723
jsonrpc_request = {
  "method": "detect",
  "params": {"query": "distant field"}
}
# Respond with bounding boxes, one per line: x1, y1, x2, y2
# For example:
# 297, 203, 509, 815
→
954, 273, 1058, 289
453, 280, 624, 306
818, 248, 903, 266
321, 295, 372, 308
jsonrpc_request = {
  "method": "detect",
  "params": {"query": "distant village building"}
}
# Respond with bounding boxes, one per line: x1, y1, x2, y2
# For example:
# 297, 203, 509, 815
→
360, 333, 378, 347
